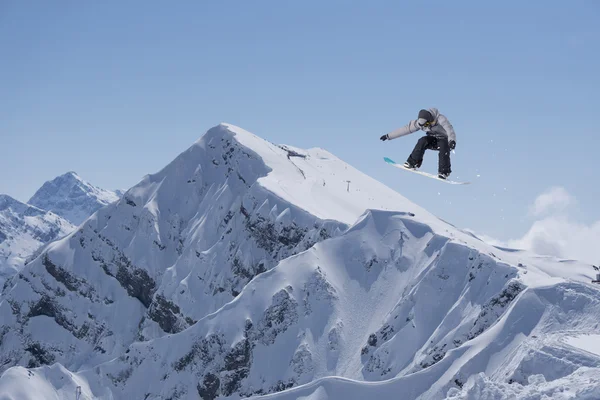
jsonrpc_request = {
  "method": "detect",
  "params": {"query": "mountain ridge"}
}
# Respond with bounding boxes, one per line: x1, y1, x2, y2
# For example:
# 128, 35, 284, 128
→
0, 123, 598, 400
0, 194, 75, 291
28, 171, 121, 225
1, 172, 122, 292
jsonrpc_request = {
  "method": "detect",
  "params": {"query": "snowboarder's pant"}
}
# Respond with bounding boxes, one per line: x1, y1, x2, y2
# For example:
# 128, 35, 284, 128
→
407, 136, 451, 175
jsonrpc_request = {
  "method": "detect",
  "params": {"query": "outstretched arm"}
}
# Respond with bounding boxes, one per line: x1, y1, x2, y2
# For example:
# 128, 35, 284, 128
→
384, 120, 421, 140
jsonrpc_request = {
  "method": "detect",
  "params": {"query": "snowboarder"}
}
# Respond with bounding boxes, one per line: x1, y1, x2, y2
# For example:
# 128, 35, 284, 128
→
380, 108, 456, 179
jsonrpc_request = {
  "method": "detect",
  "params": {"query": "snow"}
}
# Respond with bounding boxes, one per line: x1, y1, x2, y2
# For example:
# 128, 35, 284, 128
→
0, 123, 599, 400
1, 172, 120, 290
28, 171, 121, 225
219, 123, 433, 225
0, 364, 102, 400
246, 366, 600, 400
565, 334, 600, 357
444, 368, 600, 400
0, 195, 74, 289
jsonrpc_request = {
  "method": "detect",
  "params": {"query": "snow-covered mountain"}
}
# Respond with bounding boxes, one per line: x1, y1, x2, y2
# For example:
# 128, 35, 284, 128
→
0, 195, 74, 290
0, 124, 599, 400
28, 172, 121, 225
0, 172, 120, 292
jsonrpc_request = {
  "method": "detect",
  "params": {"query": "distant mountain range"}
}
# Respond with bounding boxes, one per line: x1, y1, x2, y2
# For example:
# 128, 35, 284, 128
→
28, 171, 122, 225
0, 173, 121, 290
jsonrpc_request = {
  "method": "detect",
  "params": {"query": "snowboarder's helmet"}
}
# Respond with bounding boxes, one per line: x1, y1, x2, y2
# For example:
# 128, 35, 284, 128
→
417, 109, 434, 127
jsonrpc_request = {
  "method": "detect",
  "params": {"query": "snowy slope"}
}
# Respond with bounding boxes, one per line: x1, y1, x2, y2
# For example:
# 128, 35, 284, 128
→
0, 124, 599, 400
48, 210, 595, 400
28, 172, 121, 225
1, 171, 120, 292
0, 123, 415, 374
0, 364, 109, 400
0, 195, 74, 290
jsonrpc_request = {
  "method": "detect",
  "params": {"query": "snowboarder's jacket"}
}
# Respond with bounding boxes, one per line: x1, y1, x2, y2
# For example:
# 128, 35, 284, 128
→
386, 108, 456, 143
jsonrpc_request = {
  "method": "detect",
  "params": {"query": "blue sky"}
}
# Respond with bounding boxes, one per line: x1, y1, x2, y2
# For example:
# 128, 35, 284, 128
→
1, 1, 599, 249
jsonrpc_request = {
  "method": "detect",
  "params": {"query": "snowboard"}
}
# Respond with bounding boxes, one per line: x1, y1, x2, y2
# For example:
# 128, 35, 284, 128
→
383, 157, 471, 185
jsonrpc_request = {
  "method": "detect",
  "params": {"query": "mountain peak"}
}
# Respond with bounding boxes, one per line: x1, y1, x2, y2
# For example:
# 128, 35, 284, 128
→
0, 193, 17, 203
0, 193, 74, 289
0, 194, 43, 216
0, 194, 22, 212
28, 172, 121, 225
1, 124, 598, 400
59, 171, 81, 179
188, 122, 426, 225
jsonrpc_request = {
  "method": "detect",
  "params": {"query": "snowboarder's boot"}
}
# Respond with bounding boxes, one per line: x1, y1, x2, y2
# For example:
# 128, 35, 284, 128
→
438, 172, 450, 180
404, 161, 417, 170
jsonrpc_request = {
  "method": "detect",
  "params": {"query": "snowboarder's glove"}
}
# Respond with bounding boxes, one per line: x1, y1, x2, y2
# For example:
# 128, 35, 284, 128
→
380, 134, 389, 141
449, 140, 456, 150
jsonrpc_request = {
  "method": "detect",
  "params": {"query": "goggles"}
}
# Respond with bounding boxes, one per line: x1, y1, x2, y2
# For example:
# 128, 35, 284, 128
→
418, 118, 434, 128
